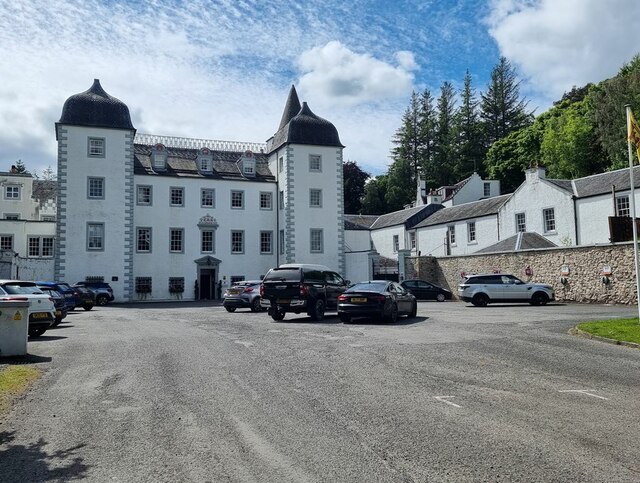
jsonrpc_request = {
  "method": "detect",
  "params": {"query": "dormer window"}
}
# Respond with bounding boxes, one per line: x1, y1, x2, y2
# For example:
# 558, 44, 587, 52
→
197, 147, 213, 173
151, 143, 167, 171
238, 150, 256, 178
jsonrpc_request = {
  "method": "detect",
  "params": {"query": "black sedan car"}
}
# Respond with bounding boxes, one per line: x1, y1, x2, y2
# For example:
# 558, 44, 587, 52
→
337, 280, 417, 323
400, 279, 452, 302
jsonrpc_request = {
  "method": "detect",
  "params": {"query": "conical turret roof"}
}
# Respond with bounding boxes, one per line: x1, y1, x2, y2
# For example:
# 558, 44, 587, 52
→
58, 79, 134, 130
278, 85, 302, 130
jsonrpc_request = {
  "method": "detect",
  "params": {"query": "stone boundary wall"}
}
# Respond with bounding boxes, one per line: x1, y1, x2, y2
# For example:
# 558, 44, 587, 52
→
406, 242, 639, 304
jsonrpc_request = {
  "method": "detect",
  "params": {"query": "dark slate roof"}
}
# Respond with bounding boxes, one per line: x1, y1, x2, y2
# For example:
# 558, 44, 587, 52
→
32, 180, 57, 205
278, 86, 302, 131
58, 79, 134, 130
545, 178, 573, 193
442, 176, 471, 201
415, 195, 510, 228
475, 232, 557, 254
269, 102, 343, 154
344, 214, 379, 230
133, 144, 275, 181
370, 204, 443, 230
573, 165, 640, 198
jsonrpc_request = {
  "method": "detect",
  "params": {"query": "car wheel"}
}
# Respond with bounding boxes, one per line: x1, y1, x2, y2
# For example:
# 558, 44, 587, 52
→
471, 293, 489, 307
309, 299, 325, 321
408, 301, 417, 318
96, 294, 109, 306
386, 303, 398, 323
225, 306, 236, 313
52, 318, 62, 327
436, 293, 446, 302
28, 327, 47, 337
271, 309, 286, 321
530, 292, 549, 306
83, 304, 94, 311
251, 297, 262, 312
339, 313, 351, 323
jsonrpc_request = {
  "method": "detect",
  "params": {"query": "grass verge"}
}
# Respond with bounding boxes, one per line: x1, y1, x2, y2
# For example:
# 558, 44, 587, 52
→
577, 318, 640, 345
0, 365, 42, 416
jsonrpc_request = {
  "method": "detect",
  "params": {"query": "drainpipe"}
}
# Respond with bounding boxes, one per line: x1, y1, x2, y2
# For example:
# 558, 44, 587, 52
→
275, 147, 281, 267
573, 195, 579, 245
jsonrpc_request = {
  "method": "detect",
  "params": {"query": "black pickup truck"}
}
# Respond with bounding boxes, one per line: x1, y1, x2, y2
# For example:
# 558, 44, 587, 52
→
260, 265, 349, 321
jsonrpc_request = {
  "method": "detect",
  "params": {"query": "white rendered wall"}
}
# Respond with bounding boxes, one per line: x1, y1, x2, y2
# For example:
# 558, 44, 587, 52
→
417, 215, 499, 256
371, 225, 406, 260
576, 190, 640, 245
345, 251, 372, 284
499, 178, 575, 245
447, 173, 501, 207
132, 175, 278, 299
345, 229, 371, 252
0, 174, 41, 220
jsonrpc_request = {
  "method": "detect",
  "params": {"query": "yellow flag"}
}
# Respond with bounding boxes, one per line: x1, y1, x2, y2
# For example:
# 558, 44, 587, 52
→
630, 110, 640, 161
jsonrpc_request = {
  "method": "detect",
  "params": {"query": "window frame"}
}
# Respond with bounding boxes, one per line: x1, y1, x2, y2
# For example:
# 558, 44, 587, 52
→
515, 212, 526, 233
309, 154, 322, 172
201, 230, 215, 253
201, 188, 215, 208
260, 192, 273, 210
27, 236, 54, 258
616, 195, 630, 217
447, 225, 456, 245
0, 235, 13, 251
231, 190, 244, 210
136, 185, 152, 206
483, 182, 491, 197
392, 234, 399, 253
409, 231, 416, 250
309, 188, 322, 208
279, 229, 285, 255
169, 228, 184, 253
87, 222, 105, 251
231, 230, 245, 254
260, 231, 273, 254
87, 177, 105, 199
136, 227, 152, 253
467, 221, 476, 243
4, 185, 20, 200
87, 137, 106, 158
170, 187, 185, 207
310, 228, 324, 253
543, 207, 556, 233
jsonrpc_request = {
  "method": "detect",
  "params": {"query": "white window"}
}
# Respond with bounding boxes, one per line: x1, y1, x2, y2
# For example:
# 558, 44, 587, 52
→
169, 277, 184, 293
409, 232, 416, 250
199, 157, 212, 172
260, 192, 272, 210
616, 195, 630, 217
0, 235, 13, 250
231, 190, 244, 209
5, 185, 20, 200
309, 154, 322, 172
310, 229, 323, 253
483, 182, 491, 197
170, 187, 184, 207
243, 163, 254, 175
135, 277, 152, 294
468, 222, 476, 243
41, 215, 56, 222
136, 227, 151, 252
260, 231, 273, 254
516, 213, 526, 232
87, 223, 104, 251
278, 157, 284, 173
88, 137, 105, 157
447, 226, 456, 245
201, 230, 214, 253
279, 191, 285, 210
393, 234, 399, 253
201, 189, 215, 208
87, 177, 105, 199
137, 185, 152, 205
309, 189, 322, 207
4, 214, 19, 220
231, 230, 244, 254
543, 208, 556, 233
28, 236, 54, 258
169, 228, 184, 253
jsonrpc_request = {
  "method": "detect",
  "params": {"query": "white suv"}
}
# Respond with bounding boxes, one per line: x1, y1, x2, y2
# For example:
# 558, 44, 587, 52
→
458, 274, 555, 307
0, 280, 56, 337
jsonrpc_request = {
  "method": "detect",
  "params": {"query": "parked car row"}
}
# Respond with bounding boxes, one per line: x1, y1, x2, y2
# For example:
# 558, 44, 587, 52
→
0, 279, 114, 338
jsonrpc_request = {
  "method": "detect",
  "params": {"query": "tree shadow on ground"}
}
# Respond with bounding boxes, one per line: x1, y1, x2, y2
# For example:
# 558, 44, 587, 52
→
0, 354, 52, 365
0, 431, 90, 481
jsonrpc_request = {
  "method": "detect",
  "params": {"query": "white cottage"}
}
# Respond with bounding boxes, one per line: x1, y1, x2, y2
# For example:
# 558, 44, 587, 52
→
55, 80, 344, 301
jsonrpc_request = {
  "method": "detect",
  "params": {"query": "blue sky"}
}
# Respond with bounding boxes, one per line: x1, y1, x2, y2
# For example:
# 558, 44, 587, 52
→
1, 0, 639, 177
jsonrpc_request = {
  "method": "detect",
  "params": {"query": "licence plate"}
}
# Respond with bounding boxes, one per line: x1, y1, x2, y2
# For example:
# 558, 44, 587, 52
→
276, 299, 290, 304
228, 289, 240, 295
32, 312, 51, 320
351, 297, 367, 303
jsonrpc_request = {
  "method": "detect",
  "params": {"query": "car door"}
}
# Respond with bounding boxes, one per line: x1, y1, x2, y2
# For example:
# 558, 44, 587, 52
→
324, 272, 346, 309
500, 275, 526, 301
415, 280, 437, 300
390, 282, 412, 313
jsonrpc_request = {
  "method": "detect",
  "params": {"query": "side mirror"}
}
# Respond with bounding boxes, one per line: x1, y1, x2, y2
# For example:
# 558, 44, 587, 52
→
345, 280, 351, 286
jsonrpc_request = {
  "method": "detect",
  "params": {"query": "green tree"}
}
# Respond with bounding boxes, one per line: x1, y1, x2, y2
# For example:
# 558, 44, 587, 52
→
480, 57, 533, 147
453, 70, 484, 179
587, 54, 640, 169
430, 81, 456, 188
418, 88, 437, 179
385, 157, 415, 211
14, 160, 28, 174
361, 175, 388, 215
343, 160, 370, 214
391, 91, 422, 182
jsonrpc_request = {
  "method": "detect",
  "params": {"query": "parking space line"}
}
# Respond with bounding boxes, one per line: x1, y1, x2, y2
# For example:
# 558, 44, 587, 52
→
434, 396, 461, 408
558, 389, 608, 400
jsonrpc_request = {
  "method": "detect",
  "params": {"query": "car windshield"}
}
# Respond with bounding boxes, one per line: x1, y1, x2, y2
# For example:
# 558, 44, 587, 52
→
347, 282, 388, 293
264, 269, 300, 282
3, 283, 43, 295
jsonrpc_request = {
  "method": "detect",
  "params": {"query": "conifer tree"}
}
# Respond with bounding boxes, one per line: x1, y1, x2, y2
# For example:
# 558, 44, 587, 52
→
431, 81, 456, 188
453, 71, 484, 179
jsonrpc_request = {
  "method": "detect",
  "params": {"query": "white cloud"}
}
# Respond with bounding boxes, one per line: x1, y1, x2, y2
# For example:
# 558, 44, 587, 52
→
487, 0, 640, 102
296, 41, 416, 107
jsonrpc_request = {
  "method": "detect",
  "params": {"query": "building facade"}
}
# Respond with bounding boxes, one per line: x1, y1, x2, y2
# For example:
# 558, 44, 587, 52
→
55, 80, 344, 301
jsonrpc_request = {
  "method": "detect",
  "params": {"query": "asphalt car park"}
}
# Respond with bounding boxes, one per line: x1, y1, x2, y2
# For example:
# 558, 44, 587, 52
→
3, 300, 639, 482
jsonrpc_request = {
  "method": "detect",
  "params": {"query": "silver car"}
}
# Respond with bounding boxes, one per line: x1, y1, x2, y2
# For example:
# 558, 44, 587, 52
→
458, 274, 555, 307
223, 280, 264, 312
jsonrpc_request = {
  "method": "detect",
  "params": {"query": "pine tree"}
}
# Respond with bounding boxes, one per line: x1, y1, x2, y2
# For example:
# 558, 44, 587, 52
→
431, 81, 456, 188
417, 88, 437, 182
453, 71, 484, 179
391, 91, 422, 182
480, 57, 533, 148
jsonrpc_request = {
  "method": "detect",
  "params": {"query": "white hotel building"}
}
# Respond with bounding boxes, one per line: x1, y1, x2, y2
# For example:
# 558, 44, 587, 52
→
55, 80, 345, 301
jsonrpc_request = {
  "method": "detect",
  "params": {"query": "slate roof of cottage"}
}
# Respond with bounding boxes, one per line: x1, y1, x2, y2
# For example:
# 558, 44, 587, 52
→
133, 144, 274, 181
475, 232, 557, 254
58, 79, 134, 131
369, 204, 443, 230
545, 179, 573, 193
442, 176, 471, 201
414, 195, 510, 228
344, 214, 379, 230
572, 165, 640, 198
